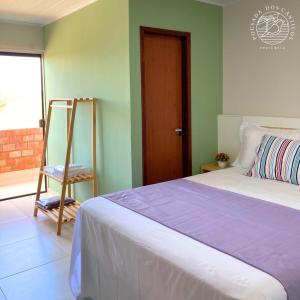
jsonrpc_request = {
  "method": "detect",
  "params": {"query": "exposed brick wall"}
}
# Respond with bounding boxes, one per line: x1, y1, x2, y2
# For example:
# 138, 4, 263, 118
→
0, 128, 43, 173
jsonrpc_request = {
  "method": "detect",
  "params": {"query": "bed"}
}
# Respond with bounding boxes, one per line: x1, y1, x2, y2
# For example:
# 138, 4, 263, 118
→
70, 115, 300, 300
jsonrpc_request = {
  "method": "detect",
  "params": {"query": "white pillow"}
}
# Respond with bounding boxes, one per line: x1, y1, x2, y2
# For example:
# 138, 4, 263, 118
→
233, 122, 300, 169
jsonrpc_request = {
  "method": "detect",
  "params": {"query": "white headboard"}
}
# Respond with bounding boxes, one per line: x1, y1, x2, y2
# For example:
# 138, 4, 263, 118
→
218, 115, 300, 162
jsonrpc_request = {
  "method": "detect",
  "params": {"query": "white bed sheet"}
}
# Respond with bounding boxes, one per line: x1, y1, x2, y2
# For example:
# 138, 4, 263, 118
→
70, 167, 300, 300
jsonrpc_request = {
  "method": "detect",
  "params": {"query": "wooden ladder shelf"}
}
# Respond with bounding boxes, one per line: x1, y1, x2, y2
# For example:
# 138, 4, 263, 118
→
34, 98, 97, 235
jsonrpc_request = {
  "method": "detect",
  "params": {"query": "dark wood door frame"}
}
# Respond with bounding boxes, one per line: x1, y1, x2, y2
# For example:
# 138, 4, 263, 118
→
140, 26, 192, 185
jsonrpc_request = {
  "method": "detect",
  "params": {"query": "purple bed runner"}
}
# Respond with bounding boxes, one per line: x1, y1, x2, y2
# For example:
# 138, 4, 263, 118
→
103, 179, 300, 300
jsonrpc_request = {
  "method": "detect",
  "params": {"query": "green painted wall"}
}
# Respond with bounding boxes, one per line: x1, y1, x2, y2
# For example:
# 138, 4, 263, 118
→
0, 21, 44, 53
44, 0, 132, 198
129, 0, 223, 186
44, 0, 222, 198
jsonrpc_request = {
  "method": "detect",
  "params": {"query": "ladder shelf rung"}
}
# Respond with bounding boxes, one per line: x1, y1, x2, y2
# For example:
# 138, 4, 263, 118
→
50, 104, 73, 109
40, 169, 94, 184
50, 98, 94, 103
36, 201, 81, 224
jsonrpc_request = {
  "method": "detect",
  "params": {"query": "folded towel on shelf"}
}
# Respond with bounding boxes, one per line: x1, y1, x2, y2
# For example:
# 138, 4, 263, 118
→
44, 164, 89, 178
54, 164, 86, 172
37, 196, 75, 210
43, 166, 56, 175
54, 164, 88, 177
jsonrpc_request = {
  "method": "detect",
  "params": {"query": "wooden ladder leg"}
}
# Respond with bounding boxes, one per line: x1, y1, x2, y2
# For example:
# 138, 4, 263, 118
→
92, 98, 97, 197
56, 99, 78, 235
34, 101, 53, 217
66, 100, 72, 199
57, 183, 67, 235
34, 173, 44, 217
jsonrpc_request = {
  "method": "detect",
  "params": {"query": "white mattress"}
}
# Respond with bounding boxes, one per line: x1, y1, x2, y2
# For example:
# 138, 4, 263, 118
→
70, 167, 300, 300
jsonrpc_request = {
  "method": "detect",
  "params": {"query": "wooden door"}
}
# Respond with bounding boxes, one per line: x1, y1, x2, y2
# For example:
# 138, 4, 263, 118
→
141, 27, 191, 185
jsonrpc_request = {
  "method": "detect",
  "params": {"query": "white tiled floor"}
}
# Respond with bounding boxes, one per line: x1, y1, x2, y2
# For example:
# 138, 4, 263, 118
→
0, 195, 75, 300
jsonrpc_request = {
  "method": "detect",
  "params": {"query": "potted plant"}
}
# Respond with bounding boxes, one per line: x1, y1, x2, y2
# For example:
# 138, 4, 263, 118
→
215, 153, 229, 169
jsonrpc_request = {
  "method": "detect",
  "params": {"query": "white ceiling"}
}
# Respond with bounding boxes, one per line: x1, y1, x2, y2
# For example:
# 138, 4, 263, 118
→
0, 0, 239, 26
0, 0, 98, 26
197, 0, 240, 6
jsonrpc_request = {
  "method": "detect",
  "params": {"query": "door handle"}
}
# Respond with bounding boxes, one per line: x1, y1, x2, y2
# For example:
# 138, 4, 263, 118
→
39, 119, 45, 128
175, 128, 183, 136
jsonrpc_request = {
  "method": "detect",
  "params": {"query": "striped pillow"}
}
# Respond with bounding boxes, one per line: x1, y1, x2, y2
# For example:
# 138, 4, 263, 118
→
247, 135, 300, 185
